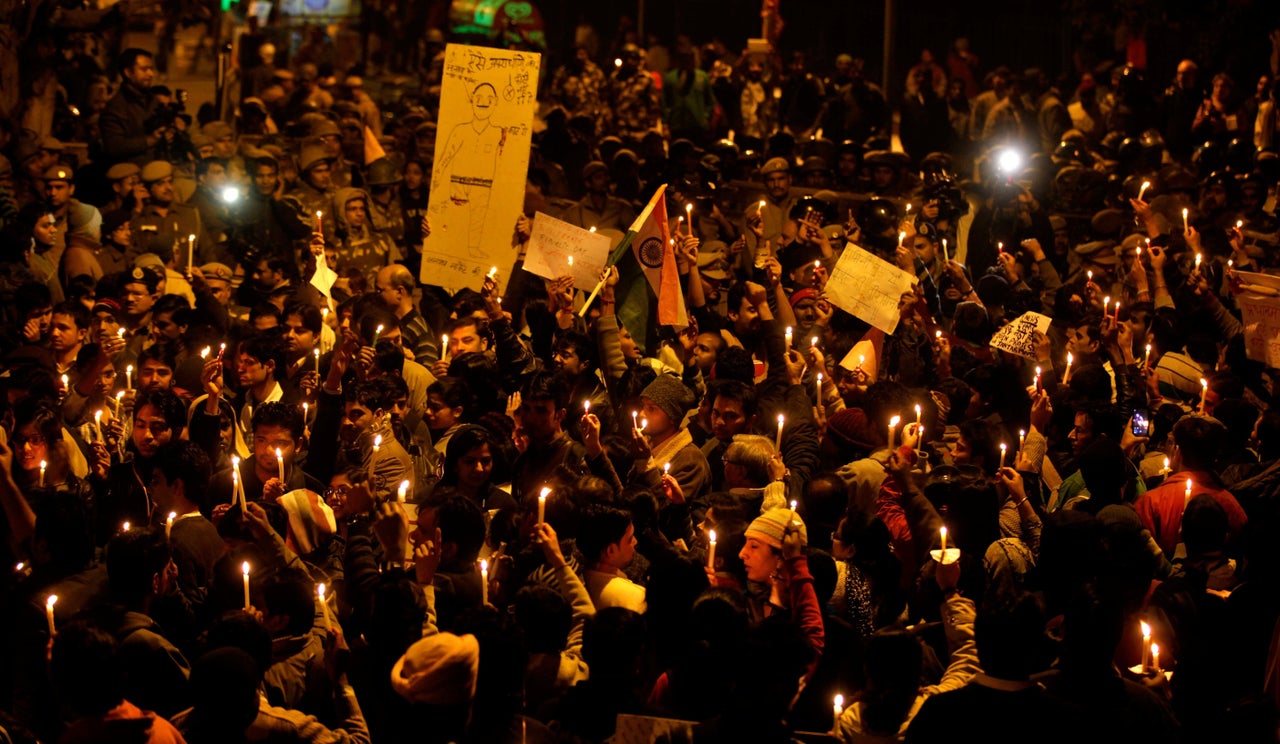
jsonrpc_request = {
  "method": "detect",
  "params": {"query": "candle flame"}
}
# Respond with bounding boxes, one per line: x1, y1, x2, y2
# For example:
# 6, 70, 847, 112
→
242, 561, 250, 576
318, 583, 326, 600
709, 529, 717, 544
1141, 620, 1151, 639
46, 595, 57, 609
889, 415, 900, 427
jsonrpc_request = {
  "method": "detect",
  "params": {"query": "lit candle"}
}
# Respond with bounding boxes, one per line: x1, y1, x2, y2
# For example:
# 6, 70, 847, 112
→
757, 199, 766, 215
1182, 207, 1189, 232
1140, 620, 1152, 672
369, 434, 382, 487
1151, 642, 1161, 674
45, 595, 57, 636
1034, 366, 1042, 395
1103, 296, 1110, 316
1063, 351, 1074, 384
242, 561, 251, 610
94, 409, 103, 442
939, 525, 948, 553
1144, 344, 1152, 369
833, 693, 844, 730
122, 521, 130, 532
303, 402, 309, 423
187, 234, 195, 271
538, 486, 550, 524
997, 241, 1004, 255
567, 255, 574, 268
898, 230, 906, 249
480, 560, 489, 605
707, 529, 717, 572
398, 479, 410, 503
276, 447, 285, 484
317, 583, 332, 631
1195, 253, 1202, 272
372, 324, 384, 346
632, 410, 639, 430
776, 413, 785, 449
1138, 180, 1150, 201
322, 308, 329, 324
685, 203, 693, 235
1162, 456, 1170, 474
583, 400, 590, 415
999, 442, 1008, 469
441, 334, 450, 362
663, 462, 671, 476
914, 403, 922, 431
887, 415, 901, 451
815, 372, 823, 403
200, 346, 211, 359
315, 210, 323, 234
488, 266, 498, 280
790, 499, 798, 513
1185, 478, 1193, 504
165, 511, 176, 540
1018, 429, 1026, 451
125, 364, 133, 390
314, 347, 320, 373
1199, 377, 1208, 412
810, 336, 819, 348
589, 226, 597, 233
640, 418, 648, 431
1113, 301, 1120, 322
784, 326, 793, 352
231, 455, 245, 511
39, 460, 46, 487
1087, 270, 1093, 284
941, 237, 949, 263
61, 373, 69, 392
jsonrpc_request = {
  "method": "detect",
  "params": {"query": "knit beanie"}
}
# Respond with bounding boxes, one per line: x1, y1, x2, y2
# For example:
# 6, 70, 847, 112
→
825, 409, 878, 453
641, 374, 694, 428
391, 632, 480, 705
744, 508, 808, 550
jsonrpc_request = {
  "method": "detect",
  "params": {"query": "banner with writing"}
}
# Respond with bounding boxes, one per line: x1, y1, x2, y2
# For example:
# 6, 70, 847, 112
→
522, 211, 612, 288
824, 243, 917, 335
989, 312, 1053, 360
419, 44, 540, 289
1231, 270, 1280, 368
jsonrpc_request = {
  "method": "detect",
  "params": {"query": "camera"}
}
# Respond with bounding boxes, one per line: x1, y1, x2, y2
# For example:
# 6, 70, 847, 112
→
921, 170, 967, 224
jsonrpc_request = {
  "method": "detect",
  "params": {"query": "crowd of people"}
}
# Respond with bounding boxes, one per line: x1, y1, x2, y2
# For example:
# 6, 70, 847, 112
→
3, 7, 1280, 744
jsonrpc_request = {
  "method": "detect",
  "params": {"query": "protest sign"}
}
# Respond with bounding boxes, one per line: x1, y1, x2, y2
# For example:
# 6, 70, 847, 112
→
419, 44, 540, 289
522, 211, 612, 288
824, 243, 917, 335
989, 312, 1052, 360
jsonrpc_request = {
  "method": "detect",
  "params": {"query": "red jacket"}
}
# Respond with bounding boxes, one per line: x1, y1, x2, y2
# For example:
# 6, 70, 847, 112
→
1134, 470, 1247, 557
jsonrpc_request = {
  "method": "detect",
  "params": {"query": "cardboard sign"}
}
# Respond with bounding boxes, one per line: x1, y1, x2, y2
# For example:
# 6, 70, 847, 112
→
522, 211, 611, 289
989, 312, 1052, 360
824, 243, 917, 335
419, 44, 540, 289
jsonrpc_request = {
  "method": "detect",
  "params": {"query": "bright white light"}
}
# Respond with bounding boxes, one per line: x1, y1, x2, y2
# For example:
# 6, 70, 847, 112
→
220, 186, 241, 204
997, 149, 1022, 174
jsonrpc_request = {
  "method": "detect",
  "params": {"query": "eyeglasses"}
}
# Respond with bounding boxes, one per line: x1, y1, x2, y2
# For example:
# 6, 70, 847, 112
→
830, 531, 842, 544
13, 434, 47, 448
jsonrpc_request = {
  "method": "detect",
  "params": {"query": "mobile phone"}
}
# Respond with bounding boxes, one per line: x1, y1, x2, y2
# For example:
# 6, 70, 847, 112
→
1131, 409, 1151, 437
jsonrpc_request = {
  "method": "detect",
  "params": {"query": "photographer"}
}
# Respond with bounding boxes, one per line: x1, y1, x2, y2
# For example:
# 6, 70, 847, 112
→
99, 49, 167, 166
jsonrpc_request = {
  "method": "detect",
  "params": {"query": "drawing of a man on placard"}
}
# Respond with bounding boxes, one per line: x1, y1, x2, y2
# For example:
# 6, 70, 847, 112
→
433, 82, 507, 257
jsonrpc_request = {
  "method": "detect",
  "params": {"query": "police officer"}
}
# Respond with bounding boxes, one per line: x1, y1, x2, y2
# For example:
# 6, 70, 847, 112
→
129, 160, 209, 269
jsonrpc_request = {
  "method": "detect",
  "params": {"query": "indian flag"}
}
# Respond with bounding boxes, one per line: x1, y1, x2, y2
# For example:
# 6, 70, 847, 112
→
607, 184, 688, 336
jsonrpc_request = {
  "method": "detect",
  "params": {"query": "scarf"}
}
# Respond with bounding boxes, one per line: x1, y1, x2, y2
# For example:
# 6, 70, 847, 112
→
647, 428, 694, 473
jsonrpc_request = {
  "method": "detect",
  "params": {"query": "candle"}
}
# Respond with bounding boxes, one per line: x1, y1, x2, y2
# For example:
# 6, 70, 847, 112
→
480, 560, 489, 605
61, 373, 69, 392
242, 561, 251, 610
589, 226, 597, 233
122, 521, 130, 532
1162, 456, 1170, 474
567, 255, 574, 268
997, 241, 1004, 255
1000, 443, 1008, 469
887, 415, 901, 451
784, 326, 793, 352
1140, 620, 1152, 672
125, 364, 133, 390
1199, 378, 1208, 412
941, 237, 949, 263
317, 583, 332, 631
200, 346, 211, 359
187, 234, 195, 270
1151, 642, 1161, 674
1103, 296, 1110, 316
939, 525, 948, 553
776, 413, 785, 449
1113, 301, 1120, 322
810, 336, 819, 348
441, 334, 450, 362
898, 230, 906, 249
1018, 429, 1026, 452
39, 460, 46, 487
165, 511, 176, 540
94, 409, 103, 442
1185, 478, 1193, 504
1144, 344, 1152, 369
1138, 181, 1150, 201
538, 486, 550, 524
314, 347, 320, 373
372, 324, 384, 346
833, 693, 844, 730
369, 434, 382, 487
663, 462, 671, 476
303, 402, 309, 423
1182, 207, 1189, 232
1064, 352, 1074, 384
1087, 270, 1093, 284
707, 529, 717, 572
757, 199, 766, 215
315, 210, 323, 234
45, 595, 57, 636
275, 447, 285, 484
322, 308, 329, 324
640, 418, 648, 431
231, 455, 245, 511
857, 355, 865, 372
914, 403, 922, 431
1195, 253, 1202, 273
1034, 366, 1042, 395
790, 499, 798, 513
632, 410, 639, 430
398, 479, 410, 503
583, 400, 590, 414
685, 203, 693, 235
815, 372, 823, 403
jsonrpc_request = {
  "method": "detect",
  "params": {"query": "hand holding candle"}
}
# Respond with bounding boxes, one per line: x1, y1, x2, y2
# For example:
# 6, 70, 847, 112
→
930, 525, 960, 564
480, 559, 489, 604
776, 413, 785, 449
887, 415, 901, 451
276, 447, 285, 484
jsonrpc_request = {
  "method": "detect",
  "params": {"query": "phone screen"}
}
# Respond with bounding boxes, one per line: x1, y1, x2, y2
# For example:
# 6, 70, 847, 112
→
1132, 410, 1151, 437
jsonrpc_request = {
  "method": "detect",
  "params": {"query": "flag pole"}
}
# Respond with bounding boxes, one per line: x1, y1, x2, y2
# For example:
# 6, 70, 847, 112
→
578, 185, 666, 317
